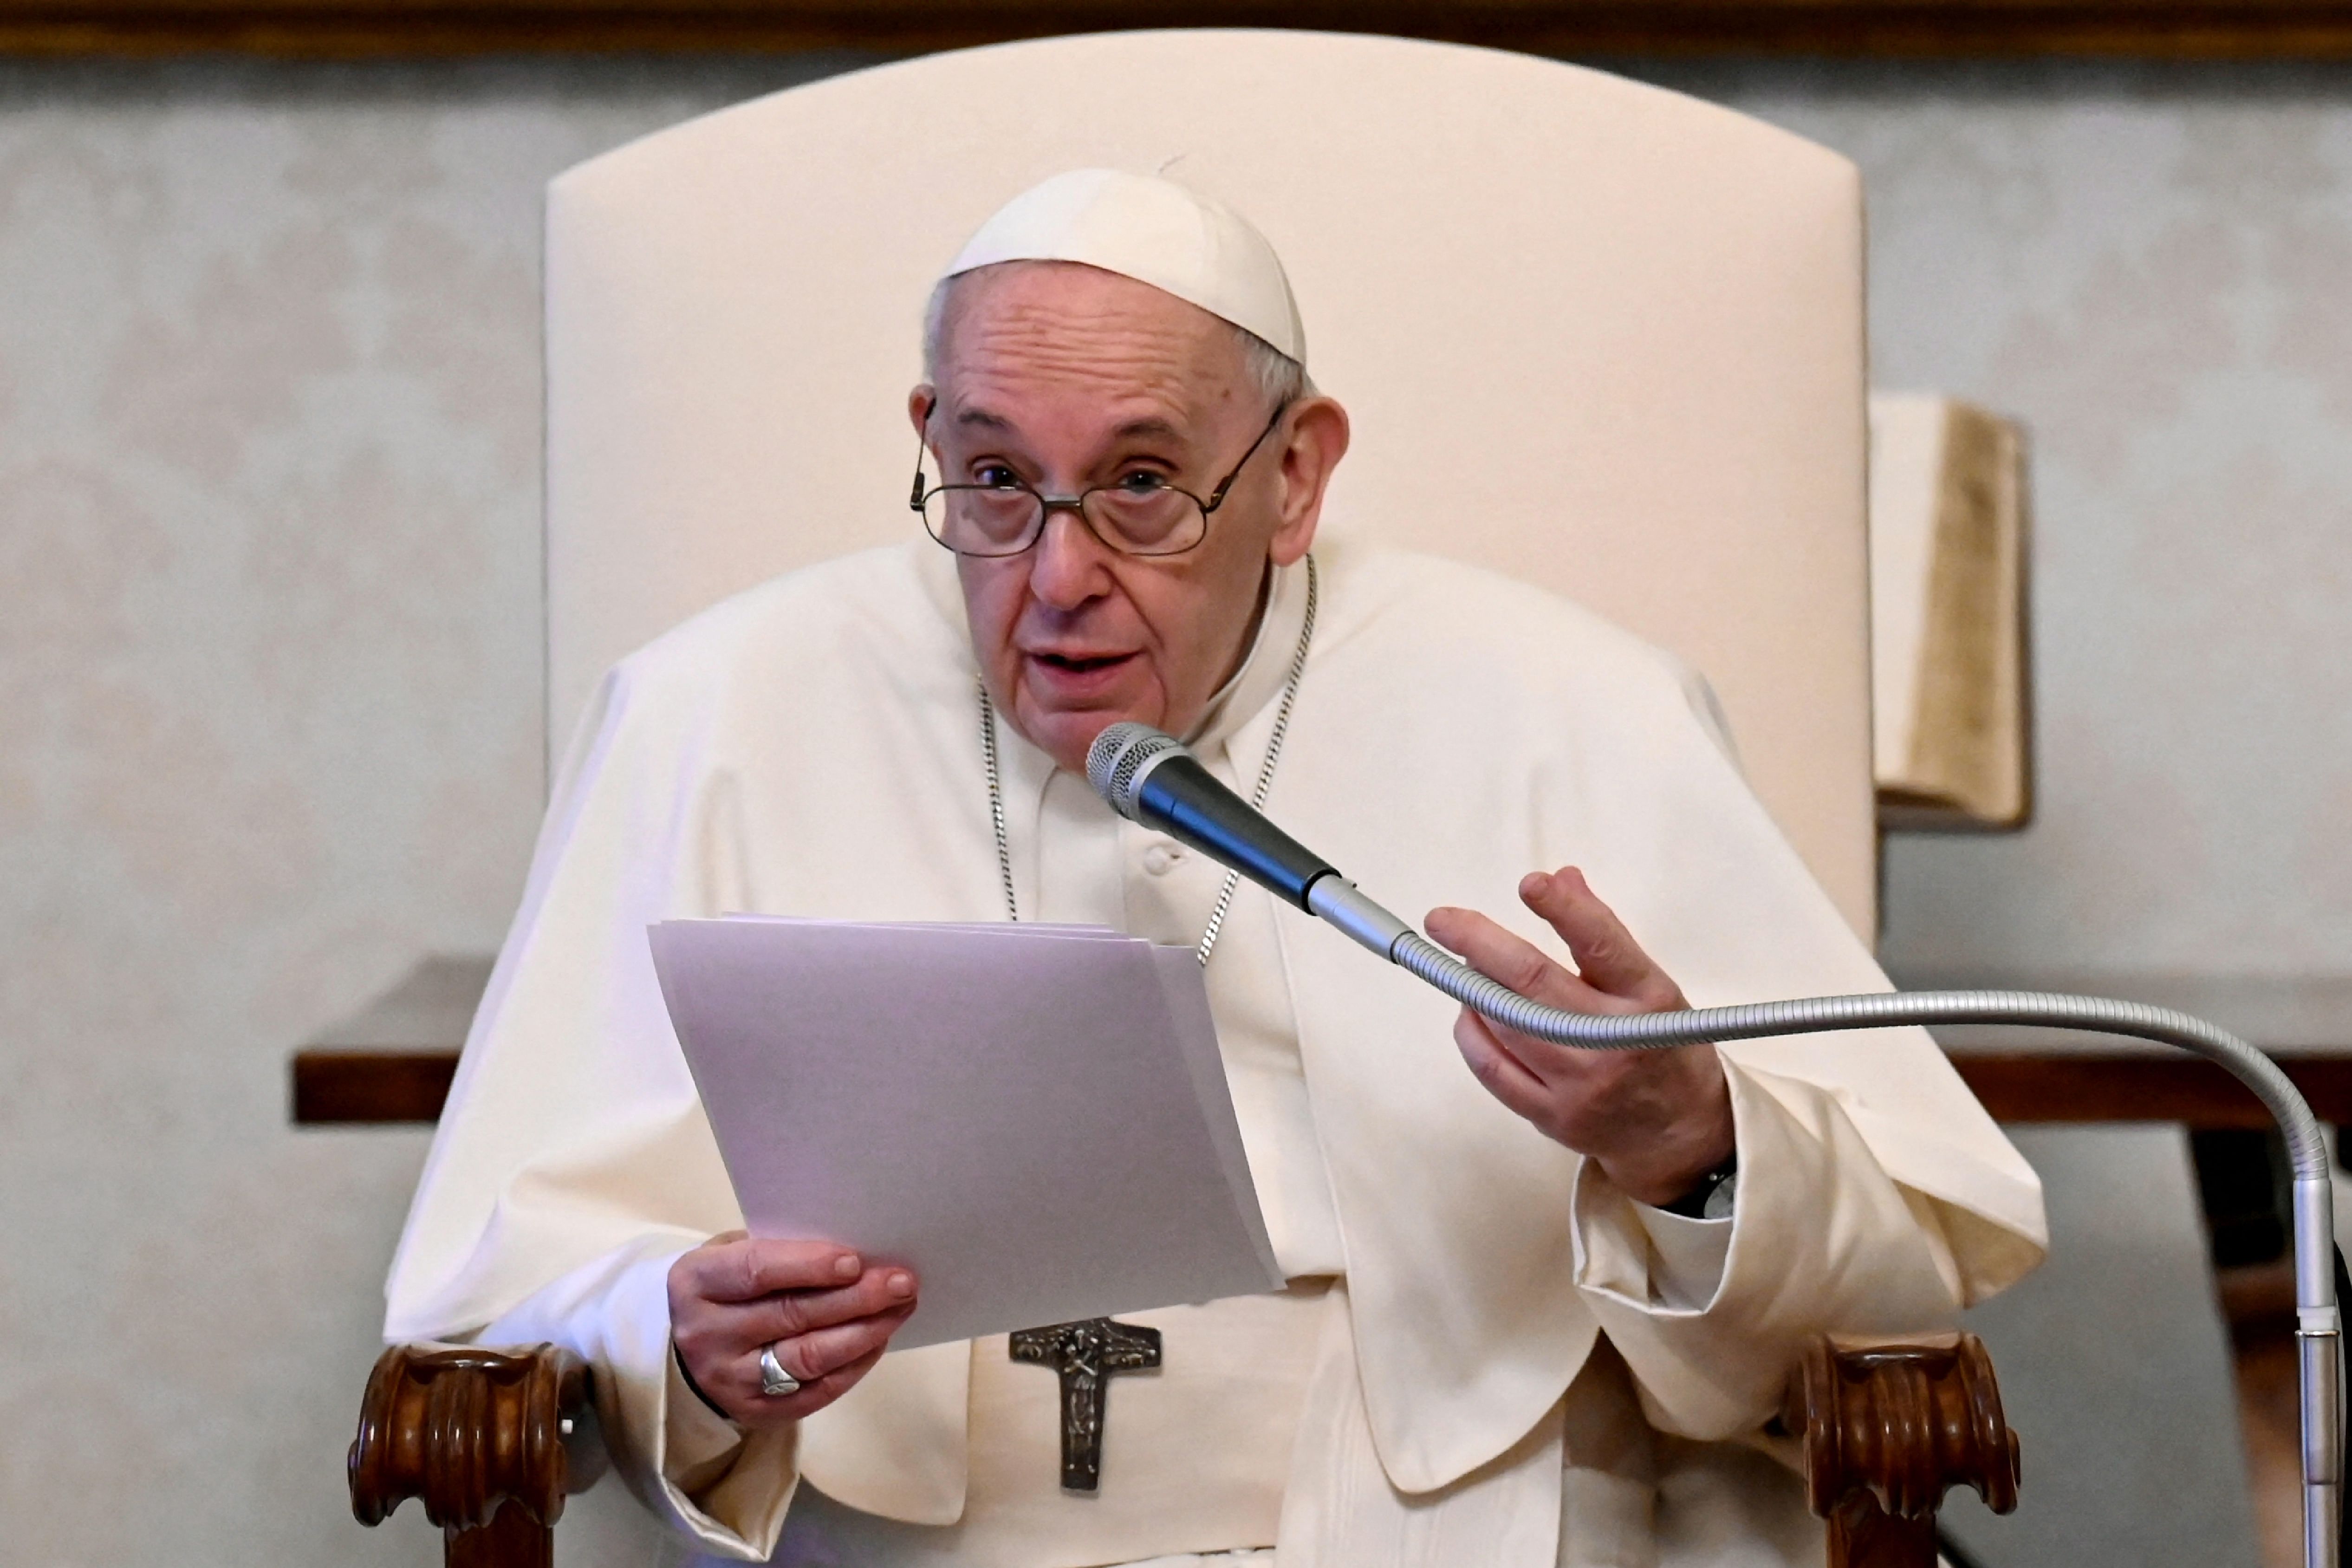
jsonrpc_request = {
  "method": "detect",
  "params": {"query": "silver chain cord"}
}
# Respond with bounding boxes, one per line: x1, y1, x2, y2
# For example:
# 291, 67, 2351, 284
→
980, 553, 1319, 969
978, 663, 1020, 929
1192, 555, 1318, 966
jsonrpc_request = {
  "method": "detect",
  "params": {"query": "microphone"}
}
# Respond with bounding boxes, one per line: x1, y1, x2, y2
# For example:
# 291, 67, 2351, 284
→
1086, 720, 2343, 1568
1087, 721, 1338, 911
1087, 721, 1417, 961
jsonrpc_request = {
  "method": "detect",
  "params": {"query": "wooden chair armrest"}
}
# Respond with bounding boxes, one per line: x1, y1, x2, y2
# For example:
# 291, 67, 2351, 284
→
350, 1343, 607, 1568
345, 1329, 2014, 1568
1786, 1330, 2021, 1568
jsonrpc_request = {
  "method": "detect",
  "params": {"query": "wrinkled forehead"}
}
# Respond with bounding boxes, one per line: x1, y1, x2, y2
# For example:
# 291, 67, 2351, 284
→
933, 261, 1253, 416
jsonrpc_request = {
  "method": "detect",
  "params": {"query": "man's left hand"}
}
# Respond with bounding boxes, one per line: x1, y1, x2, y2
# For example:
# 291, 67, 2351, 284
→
1426, 867, 1734, 1209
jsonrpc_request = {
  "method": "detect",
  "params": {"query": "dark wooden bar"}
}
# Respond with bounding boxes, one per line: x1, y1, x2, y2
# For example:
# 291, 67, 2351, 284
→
19, 0, 2352, 61
295, 956, 2352, 1128
292, 955, 487, 1126
293, 1041, 2352, 1127
1953, 1052, 2352, 1126
296, 1050, 463, 1124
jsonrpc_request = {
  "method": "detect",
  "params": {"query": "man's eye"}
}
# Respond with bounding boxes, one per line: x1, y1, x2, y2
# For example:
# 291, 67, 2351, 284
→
971, 466, 1024, 489
1114, 472, 1170, 494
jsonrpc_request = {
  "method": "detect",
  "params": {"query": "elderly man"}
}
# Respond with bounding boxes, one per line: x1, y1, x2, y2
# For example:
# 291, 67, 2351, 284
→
388, 170, 2045, 1568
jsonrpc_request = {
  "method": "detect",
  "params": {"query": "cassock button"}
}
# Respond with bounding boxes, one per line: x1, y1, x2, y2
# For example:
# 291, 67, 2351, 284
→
1141, 842, 1181, 876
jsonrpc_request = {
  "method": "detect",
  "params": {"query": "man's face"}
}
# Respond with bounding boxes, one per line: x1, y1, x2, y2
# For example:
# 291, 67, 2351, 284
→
914, 262, 1342, 775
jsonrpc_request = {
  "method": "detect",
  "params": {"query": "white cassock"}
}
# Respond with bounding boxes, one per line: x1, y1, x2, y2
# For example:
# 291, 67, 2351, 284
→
385, 535, 2047, 1568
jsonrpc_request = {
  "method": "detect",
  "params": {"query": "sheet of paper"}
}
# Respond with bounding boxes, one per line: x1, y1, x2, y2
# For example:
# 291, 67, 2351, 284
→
650, 917, 1282, 1347
1151, 945, 1265, 1249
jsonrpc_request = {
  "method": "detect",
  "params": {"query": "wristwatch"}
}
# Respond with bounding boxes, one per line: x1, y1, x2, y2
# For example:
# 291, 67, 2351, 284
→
1656, 1152, 1739, 1222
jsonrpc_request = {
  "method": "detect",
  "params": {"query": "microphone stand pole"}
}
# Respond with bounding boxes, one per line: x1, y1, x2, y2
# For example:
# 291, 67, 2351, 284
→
1300, 873, 2343, 1568
1082, 722, 2343, 1568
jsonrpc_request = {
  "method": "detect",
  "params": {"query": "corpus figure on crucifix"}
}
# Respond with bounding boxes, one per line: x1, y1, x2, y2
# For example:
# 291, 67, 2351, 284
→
1008, 1316, 1163, 1491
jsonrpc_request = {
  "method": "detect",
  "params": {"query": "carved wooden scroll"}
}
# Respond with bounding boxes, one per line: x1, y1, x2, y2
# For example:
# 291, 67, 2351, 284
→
1787, 1331, 2021, 1568
350, 1343, 603, 1568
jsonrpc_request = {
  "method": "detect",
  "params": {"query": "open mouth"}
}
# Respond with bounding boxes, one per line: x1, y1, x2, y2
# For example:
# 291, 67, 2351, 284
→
1034, 651, 1136, 674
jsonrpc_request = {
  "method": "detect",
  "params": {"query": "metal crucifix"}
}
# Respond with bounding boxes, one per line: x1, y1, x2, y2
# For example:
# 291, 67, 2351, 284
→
1008, 1316, 1162, 1490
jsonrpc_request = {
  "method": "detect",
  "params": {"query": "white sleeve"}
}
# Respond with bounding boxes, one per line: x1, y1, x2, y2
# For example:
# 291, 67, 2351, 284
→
1570, 1059, 1968, 1440
665, 1342, 749, 1488
1624, 1206, 1732, 1313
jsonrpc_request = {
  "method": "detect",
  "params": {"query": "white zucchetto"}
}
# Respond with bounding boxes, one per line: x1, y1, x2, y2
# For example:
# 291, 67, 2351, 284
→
941, 168, 1307, 365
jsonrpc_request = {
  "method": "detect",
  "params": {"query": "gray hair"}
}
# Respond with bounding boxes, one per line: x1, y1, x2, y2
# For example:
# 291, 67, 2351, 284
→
922, 266, 1310, 415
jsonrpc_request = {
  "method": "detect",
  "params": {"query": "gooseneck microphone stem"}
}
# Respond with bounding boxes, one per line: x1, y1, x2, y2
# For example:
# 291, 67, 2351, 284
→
1087, 722, 2344, 1568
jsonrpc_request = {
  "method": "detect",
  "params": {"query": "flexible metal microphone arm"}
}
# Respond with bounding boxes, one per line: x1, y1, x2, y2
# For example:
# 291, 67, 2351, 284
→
1088, 722, 2344, 1568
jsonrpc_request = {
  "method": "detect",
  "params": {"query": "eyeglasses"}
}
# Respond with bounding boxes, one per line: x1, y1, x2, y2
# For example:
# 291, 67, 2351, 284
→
910, 401, 1290, 559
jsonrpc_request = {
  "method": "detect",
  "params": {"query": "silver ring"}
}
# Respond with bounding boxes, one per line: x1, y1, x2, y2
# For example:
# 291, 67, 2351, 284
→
759, 1342, 802, 1399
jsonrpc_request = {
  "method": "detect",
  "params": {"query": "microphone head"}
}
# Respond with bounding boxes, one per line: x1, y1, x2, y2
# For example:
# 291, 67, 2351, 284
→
1087, 722, 1184, 821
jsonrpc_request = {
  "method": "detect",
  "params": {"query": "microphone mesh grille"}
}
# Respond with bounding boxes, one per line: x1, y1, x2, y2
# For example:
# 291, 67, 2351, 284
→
1087, 722, 1181, 819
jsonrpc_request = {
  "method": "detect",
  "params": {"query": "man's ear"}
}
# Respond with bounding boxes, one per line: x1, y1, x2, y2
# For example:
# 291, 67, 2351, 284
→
1268, 396, 1351, 567
908, 385, 938, 439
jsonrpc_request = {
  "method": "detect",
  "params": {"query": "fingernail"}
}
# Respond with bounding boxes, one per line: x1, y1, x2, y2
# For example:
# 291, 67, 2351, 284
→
887, 1270, 915, 1298
834, 1253, 862, 1280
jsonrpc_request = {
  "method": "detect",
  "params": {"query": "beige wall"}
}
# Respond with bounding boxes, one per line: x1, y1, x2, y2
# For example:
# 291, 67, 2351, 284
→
0, 59, 851, 1564
1714, 63, 2352, 980
4, 54, 2349, 1564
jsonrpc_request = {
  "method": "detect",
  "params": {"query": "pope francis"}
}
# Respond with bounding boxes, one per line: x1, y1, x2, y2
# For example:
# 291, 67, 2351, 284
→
386, 169, 2049, 1568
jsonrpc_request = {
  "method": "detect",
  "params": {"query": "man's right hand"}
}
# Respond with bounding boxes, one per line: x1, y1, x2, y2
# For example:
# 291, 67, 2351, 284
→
668, 1232, 918, 1429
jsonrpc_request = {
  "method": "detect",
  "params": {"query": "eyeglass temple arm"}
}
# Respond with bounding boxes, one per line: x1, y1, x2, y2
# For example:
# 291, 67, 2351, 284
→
910, 402, 939, 511
1203, 400, 1293, 513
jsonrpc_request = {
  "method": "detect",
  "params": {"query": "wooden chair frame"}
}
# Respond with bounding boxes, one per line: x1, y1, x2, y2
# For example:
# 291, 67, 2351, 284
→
352, 1331, 2018, 1568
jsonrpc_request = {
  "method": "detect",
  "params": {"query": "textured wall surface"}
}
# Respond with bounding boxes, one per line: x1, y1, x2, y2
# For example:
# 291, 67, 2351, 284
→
0, 58, 856, 1566
3, 53, 2347, 1566
1670, 61, 2352, 978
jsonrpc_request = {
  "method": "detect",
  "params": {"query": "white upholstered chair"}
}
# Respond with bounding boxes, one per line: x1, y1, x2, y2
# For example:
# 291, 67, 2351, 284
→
349, 35, 2075, 1568
541, 29, 1877, 935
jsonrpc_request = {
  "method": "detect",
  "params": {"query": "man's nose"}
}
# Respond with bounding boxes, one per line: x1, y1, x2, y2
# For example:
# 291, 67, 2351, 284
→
1027, 505, 1116, 608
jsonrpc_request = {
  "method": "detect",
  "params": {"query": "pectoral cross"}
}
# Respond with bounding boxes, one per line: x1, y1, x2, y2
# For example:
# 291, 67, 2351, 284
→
1008, 1316, 1162, 1490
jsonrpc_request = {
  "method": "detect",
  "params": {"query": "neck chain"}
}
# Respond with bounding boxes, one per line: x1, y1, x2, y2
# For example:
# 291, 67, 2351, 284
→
980, 553, 1319, 968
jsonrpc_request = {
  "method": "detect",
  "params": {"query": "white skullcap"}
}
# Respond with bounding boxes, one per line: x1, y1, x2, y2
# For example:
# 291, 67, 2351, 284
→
941, 168, 1306, 364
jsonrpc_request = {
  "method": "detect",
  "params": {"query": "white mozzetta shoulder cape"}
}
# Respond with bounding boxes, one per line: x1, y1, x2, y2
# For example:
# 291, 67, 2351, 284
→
386, 536, 2046, 1559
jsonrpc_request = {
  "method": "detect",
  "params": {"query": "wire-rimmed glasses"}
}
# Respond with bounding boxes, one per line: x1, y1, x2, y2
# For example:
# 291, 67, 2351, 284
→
910, 401, 1289, 559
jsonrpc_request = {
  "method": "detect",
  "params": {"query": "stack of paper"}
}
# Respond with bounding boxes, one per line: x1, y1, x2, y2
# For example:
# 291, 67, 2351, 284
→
649, 917, 1281, 1348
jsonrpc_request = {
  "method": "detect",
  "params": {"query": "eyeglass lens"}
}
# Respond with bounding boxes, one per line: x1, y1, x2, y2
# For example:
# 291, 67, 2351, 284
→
923, 485, 1204, 557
